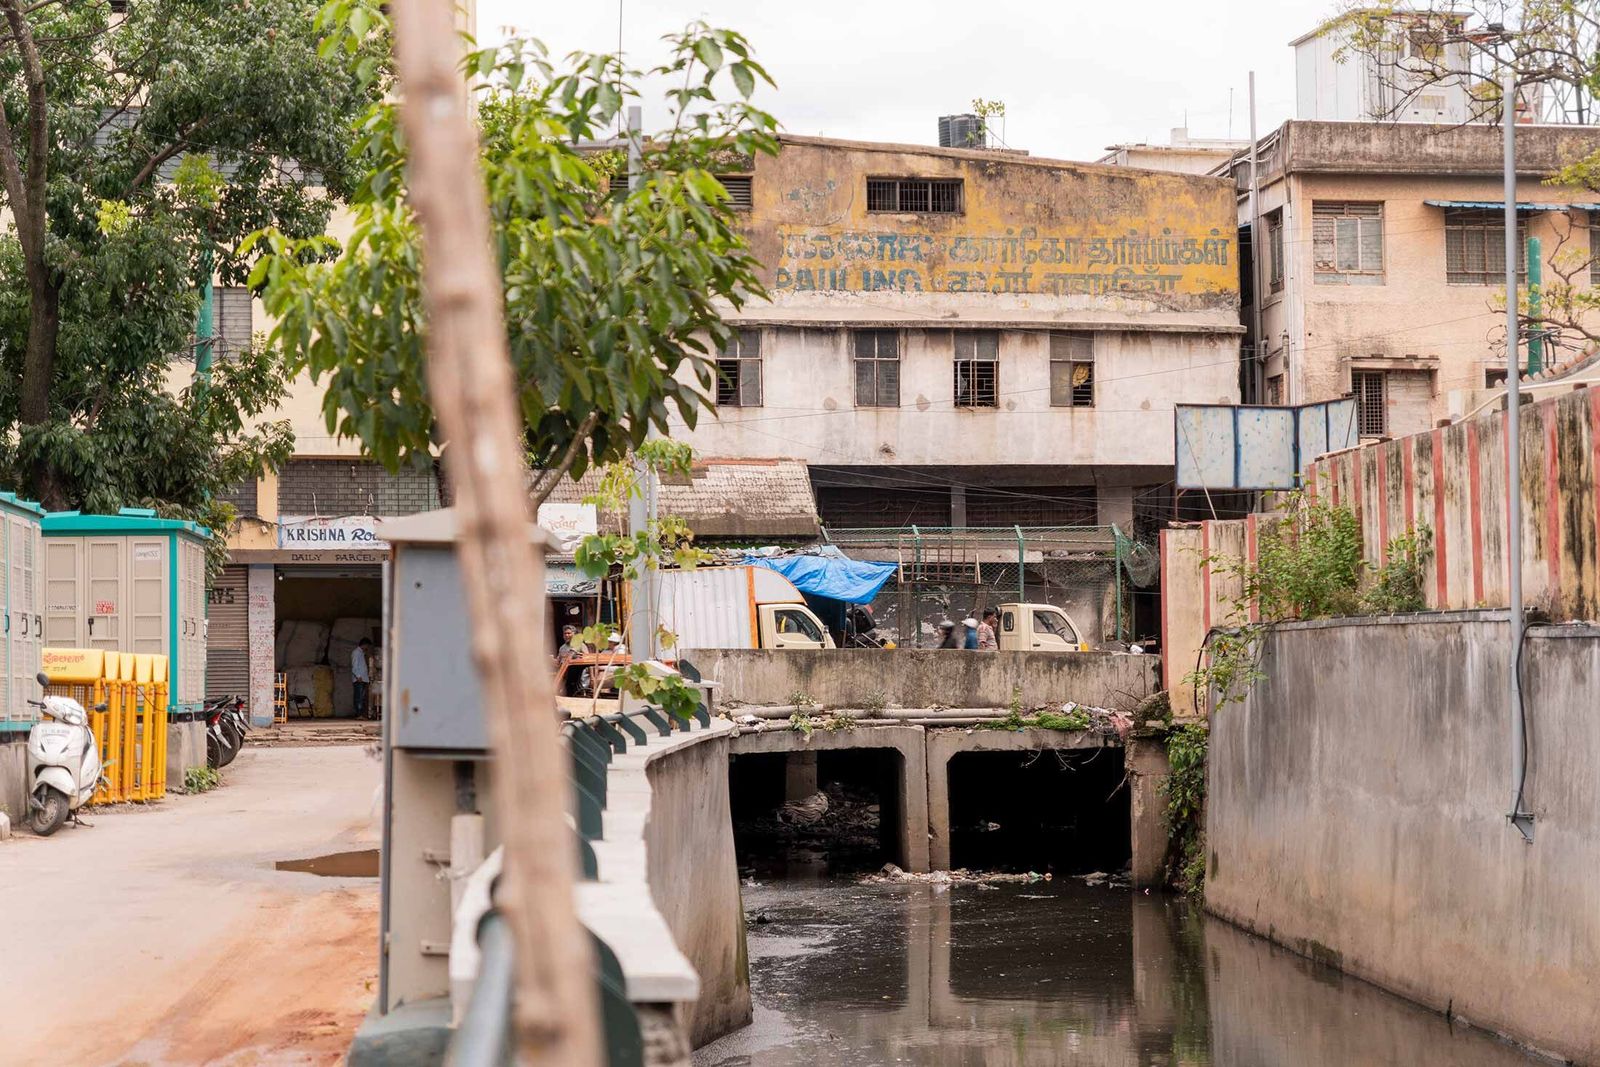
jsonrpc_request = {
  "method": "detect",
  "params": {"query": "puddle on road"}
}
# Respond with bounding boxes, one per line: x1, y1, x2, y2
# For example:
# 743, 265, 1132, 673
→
275, 848, 379, 877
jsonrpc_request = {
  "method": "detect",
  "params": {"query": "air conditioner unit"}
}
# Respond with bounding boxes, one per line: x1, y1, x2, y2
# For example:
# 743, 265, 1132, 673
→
938, 114, 985, 149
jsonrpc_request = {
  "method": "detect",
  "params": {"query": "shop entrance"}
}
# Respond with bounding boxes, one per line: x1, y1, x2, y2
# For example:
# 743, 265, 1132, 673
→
274, 564, 382, 719
549, 596, 596, 653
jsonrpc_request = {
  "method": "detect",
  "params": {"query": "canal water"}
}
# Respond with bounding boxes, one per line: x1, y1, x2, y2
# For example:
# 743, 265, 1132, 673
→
694, 879, 1548, 1067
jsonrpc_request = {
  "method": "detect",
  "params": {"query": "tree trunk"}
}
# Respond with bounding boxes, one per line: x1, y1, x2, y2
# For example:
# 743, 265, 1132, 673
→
19, 270, 63, 507
388, 2, 603, 1065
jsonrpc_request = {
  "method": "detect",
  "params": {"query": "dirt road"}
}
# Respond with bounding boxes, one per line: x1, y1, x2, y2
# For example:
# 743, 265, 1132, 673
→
0, 744, 383, 1066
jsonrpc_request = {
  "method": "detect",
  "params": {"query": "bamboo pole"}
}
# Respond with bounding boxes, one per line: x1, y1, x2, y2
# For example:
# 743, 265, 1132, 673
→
387, 2, 603, 1062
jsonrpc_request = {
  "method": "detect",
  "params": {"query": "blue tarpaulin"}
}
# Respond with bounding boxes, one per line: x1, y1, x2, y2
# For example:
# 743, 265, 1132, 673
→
744, 554, 898, 604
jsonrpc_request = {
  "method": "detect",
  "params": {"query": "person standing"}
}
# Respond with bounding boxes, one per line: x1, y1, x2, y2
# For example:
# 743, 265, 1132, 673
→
962, 617, 980, 650
977, 608, 999, 650
352, 637, 373, 719
937, 619, 961, 649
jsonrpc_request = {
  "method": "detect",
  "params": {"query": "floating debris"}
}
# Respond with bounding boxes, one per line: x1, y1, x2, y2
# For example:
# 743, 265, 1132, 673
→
863, 863, 1053, 885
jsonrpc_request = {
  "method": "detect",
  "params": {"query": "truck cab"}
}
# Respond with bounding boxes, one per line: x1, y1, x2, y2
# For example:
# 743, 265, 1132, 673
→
997, 603, 1089, 652
758, 602, 834, 650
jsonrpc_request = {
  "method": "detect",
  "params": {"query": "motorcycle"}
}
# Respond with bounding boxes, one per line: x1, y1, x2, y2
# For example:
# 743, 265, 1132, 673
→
205, 693, 248, 769
25, 671, 107, 836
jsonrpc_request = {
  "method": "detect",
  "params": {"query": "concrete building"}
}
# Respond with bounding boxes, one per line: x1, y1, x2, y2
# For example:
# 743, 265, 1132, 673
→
1221, 119, 1600, 437
666, 133, 1243, 546
1096, 127, 1250, 176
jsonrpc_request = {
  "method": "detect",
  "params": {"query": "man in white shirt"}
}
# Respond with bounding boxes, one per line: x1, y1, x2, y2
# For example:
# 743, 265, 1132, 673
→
352, 638, 373, 719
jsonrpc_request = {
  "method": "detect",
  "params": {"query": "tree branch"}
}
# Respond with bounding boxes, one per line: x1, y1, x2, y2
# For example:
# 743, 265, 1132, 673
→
529, 410, 600, 509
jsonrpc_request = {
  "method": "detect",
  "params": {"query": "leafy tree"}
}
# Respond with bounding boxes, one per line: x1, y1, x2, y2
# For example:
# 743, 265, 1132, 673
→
250, 11, 779, 504
0, 0, 378, 537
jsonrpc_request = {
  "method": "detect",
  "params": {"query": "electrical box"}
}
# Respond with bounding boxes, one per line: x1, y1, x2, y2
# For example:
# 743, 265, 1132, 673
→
383, 509, 557, 753
41, 509, 209, 710
0, 491, 44, 724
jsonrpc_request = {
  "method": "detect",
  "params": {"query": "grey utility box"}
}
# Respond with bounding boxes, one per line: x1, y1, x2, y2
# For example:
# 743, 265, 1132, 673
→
383, 509, 557, 753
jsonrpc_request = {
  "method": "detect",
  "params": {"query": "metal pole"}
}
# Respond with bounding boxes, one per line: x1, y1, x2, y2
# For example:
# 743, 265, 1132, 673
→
623, 105, 658, 661
1014, 525, 1025, 601
1503, 69, 1534, 841
1247, 71, 1264, 405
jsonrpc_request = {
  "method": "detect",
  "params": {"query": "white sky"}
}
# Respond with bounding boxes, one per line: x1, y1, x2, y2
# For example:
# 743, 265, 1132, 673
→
479, 0, 1336, 160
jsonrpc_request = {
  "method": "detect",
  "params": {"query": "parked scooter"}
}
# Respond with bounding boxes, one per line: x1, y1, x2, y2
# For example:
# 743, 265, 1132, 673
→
205, 693, 247, 769
25, 671, 107, 836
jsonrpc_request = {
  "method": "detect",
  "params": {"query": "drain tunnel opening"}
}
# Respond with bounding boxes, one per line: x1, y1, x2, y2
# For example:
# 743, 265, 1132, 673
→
946, 747, 1130, 874
729, 748, 904, 878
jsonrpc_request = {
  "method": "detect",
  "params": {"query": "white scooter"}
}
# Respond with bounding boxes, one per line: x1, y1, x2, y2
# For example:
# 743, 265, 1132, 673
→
25, 670, 107, 836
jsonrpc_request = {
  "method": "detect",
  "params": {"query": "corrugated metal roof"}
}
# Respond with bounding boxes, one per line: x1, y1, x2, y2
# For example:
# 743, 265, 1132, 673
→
1423, 199, 1600, 211
543, 459, 819, 539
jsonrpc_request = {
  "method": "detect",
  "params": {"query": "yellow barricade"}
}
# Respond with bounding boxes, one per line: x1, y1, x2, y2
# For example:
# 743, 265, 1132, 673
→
43, 649, 169, 805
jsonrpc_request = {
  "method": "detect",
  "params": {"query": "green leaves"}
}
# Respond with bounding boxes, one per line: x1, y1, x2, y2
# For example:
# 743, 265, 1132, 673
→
253, 21, 778, 481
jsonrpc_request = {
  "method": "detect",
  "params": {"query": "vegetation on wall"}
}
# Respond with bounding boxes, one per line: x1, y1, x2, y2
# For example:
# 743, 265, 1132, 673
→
1168, 490, 1431, 896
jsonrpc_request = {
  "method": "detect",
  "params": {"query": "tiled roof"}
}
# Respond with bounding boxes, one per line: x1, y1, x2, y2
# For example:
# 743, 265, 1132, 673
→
542, 458, 819, 540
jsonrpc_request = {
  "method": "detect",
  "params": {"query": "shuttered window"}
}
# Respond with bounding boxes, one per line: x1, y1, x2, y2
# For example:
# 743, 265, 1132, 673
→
215, 287, 254, 359
953, 330, 998, 408
1266, 210, 1285, 292
853, 330, 900, 408
1313, 202, 1384, 283
1445, 208, 1526, 285
716, 328, 763, 407
1048, 332, 1095, 408
716, 175, 752, 211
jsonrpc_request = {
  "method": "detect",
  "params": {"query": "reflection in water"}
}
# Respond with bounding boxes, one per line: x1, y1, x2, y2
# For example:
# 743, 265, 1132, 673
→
695, 881, 1546, 1067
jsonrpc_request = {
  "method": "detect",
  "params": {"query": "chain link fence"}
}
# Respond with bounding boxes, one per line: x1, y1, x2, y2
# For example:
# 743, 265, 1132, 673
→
821, 525, 1150, 649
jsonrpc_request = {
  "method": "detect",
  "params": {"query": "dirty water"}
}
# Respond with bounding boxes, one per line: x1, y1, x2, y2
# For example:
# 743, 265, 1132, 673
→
694, 879, 1549, 1067
274, 848, 380, 877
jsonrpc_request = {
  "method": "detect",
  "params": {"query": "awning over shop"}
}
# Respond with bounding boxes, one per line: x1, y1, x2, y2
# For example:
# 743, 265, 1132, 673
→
543, 458, 820, 539
744, 553, 898, 604
1423, 199, 1600, 212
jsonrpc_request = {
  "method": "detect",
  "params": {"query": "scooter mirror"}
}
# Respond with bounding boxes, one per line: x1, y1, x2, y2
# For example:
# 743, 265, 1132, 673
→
35, 671, 49, 687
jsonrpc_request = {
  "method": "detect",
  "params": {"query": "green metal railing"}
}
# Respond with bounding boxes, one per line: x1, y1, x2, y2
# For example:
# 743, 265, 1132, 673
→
447, 674, 715, 1067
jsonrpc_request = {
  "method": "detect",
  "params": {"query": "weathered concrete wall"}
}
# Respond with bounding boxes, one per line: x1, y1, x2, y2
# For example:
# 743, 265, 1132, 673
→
1125, 736, 1172, 889
685, 648, 1158, 713
0, 736, 25, 823
166, 719, 206, 786
730, 725, 929, 872
644, 731, 751, 1048
1207, 613, 1600, 1063
665, 134, 1243, 472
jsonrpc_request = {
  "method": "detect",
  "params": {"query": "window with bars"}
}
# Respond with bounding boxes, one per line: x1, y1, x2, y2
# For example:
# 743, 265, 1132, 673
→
1313, 202, 1384, 283
1266, 210, 1285, 292
716, 328, 763, 407
1445, 208, 1526, 285
715, 175, 752, 211
1353, 370, 1387, 437
1048, 331, 1095, 407
866, 177, 963, 214
853, 329, 900, 408
953, 330, 998, 408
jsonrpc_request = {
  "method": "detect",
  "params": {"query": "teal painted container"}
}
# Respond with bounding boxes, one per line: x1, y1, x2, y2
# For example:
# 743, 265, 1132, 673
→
41, 509, 211, 711
0, 491, 45, 729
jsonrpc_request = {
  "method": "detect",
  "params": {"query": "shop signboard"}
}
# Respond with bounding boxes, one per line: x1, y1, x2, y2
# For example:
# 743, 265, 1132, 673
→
536, 502, 597, 552
278, 514, 389, 550
546, 562, 600, 597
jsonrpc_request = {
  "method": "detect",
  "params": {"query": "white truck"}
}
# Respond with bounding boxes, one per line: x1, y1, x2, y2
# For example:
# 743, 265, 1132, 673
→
653, 565, 835, 650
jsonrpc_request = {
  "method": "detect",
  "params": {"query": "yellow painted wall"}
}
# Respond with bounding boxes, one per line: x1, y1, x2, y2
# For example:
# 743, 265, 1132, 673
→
750, 137, 1239, 309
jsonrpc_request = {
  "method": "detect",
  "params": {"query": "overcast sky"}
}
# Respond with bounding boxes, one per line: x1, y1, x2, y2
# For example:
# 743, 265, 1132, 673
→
479, 0, 1337, 160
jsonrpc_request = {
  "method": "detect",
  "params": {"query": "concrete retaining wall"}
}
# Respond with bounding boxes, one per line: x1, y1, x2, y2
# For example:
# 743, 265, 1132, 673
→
1206, 613, 1600, 1063
683, 648, 1158, 712
643, 730, 752, 1048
